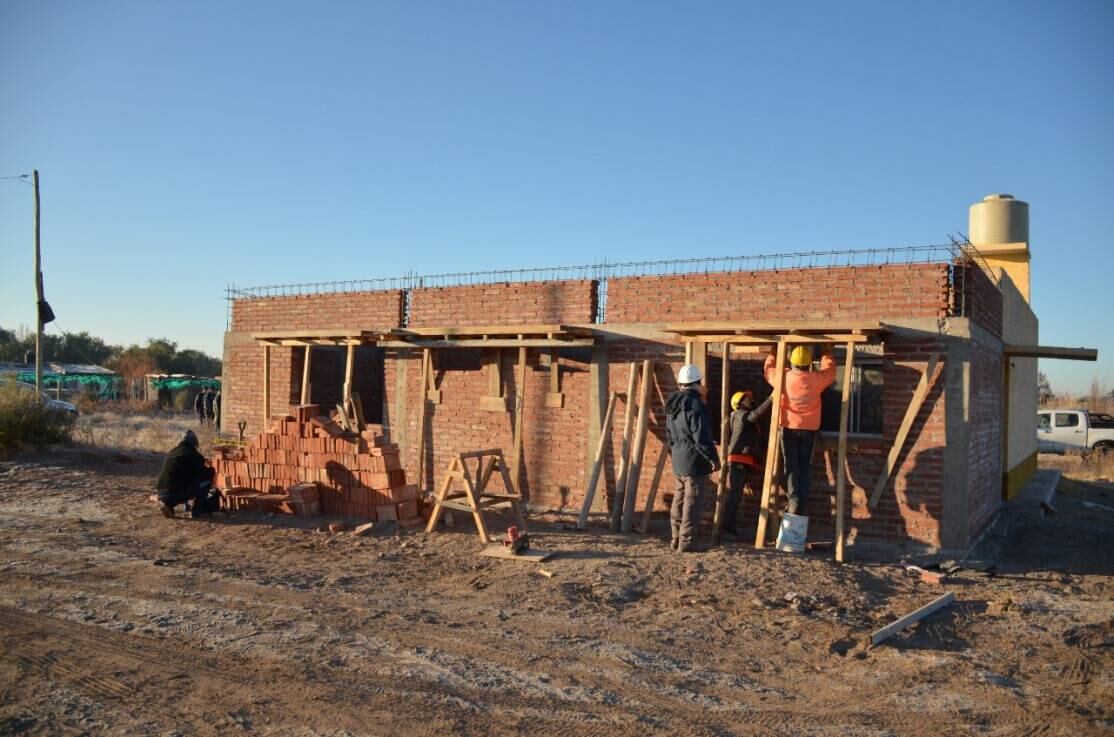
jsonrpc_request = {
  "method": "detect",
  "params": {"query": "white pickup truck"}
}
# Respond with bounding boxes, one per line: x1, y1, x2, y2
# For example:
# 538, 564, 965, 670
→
1037, 409, 1114, 454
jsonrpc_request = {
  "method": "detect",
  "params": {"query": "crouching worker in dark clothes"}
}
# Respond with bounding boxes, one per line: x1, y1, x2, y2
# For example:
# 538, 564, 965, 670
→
664, 364, 720, 553
156, 430, 216, 518
721, 390, 772, 538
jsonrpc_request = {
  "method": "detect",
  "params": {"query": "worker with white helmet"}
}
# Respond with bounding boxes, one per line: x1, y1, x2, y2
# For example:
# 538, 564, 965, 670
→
664, 363, 720, 553
763, 344, 837, 523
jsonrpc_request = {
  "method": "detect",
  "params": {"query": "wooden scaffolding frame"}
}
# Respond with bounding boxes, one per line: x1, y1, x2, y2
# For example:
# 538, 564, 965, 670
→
664, 321, 885, 562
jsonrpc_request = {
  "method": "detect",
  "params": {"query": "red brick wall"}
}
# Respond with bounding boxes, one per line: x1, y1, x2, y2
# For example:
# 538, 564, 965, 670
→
230, 290, 404, 332
604, 263, 951, 324
960, 264, 1004, 337
967, 338, 1003, 540
409, 280, 597, 327
224, 290, 404, 435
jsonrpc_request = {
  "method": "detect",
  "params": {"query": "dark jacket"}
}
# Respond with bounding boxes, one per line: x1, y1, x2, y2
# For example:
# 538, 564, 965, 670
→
203, 390, 215, 413
156, 441, 214, 494
727, 396, 773, 458
194, 391, 205, 413
665, 388, 718, 477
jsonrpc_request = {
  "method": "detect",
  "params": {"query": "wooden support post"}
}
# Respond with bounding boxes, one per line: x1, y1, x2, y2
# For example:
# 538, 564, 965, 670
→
684, 340, 693, 365
262, 343, 271, 425
610, 362, 639, 532
415, 348, 431, 492
511, 346, 527, 493
577, 392, 618, 529
621, 360, 653, 532
711, 341, 730, 545
834, 342, 855, 563
637, 442, 670, 533
343, 343, 355, 403
300, 345, 313, 405
693, 340, 708, 401
869, 352, 940, 508
755, 340, 787, 548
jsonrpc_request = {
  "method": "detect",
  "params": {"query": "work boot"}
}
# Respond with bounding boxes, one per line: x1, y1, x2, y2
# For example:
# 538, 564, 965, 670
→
158, 502, 175, 519
670, 538, 679, 551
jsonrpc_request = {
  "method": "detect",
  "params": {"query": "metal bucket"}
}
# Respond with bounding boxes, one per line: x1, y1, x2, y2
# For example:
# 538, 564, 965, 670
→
776, 512, 809, 553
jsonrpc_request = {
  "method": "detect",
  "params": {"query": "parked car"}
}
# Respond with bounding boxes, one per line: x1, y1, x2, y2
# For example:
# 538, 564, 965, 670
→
1037, 409, 1114, 454
15, 381, 79, 417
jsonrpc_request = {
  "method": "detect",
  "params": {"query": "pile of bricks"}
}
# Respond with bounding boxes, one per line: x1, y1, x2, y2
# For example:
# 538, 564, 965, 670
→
211, 404, 423, 525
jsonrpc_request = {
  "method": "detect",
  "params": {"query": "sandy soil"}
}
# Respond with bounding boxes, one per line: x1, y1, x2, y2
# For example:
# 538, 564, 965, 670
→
0, 447, 1111, 736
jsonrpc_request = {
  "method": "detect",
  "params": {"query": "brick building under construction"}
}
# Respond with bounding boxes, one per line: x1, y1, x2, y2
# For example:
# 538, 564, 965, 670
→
220, 194, 1080, 556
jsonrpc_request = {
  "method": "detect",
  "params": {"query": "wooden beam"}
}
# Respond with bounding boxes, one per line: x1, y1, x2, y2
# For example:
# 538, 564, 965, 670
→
262, 343, 271, 425
511, 347, 528, 493
621, 360, 654, 532
610, 362, 639, 532
300, 345, 312, 404
1003, 345, 1098, 361
870, 593, 954, 646
343, 343, 356, 403
250, 329, 380, 340
637, 442, 670, 534
665, 320, 885, 335
869, 352, 940, 508
711, 341, 730, 545
390, 323, 595, 338
755, 340, 787, 548
834, 341, 855, 563
577, 391, 618, 530
377, 338, 596, 349
415, 348, 431, 492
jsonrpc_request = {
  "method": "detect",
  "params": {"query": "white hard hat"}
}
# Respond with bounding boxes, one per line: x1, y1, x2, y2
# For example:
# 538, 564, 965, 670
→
677, 364, 702, 385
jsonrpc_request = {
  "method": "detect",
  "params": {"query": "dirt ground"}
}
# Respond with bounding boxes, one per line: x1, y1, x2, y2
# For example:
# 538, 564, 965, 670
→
1, 447, 1111, 736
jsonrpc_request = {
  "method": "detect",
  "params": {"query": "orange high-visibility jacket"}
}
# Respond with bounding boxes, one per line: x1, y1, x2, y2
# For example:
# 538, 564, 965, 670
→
763, 352, 837, 431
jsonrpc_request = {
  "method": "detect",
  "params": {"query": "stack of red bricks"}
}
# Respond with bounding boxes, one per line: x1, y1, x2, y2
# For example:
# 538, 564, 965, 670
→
211, 403, 423, 525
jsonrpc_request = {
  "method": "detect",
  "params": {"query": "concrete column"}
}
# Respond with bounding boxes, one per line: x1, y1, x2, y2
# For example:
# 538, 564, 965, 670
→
940, 338, 971, 550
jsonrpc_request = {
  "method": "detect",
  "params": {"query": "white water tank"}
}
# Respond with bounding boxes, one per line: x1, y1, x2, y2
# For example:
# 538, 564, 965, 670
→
968, 193, 1029, 245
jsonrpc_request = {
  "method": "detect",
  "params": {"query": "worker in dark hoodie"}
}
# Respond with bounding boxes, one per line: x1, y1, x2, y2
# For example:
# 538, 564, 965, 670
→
155, 430, 216, 518
664, 364, 719, 553
721, 390, 773, 538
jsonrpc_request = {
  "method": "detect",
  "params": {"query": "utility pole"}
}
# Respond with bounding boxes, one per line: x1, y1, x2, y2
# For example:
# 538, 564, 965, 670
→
33, 169, 43, 393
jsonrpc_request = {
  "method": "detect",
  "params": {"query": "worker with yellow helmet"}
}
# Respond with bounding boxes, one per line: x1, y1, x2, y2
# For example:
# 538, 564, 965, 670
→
720, 389, 772, 538
763, 343, 837, 528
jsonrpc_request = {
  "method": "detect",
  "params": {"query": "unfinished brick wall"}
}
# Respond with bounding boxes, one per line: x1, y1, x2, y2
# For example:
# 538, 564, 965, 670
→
224, 290, 404, 435
967, 338, 1003, 540
604, 263, 951, 324
385, 279, 598, 506
960, 264, 1004, 337
409, 280, 597, 327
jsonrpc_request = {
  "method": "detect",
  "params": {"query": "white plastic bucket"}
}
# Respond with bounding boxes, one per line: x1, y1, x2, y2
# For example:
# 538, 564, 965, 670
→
776, 513, 809, 553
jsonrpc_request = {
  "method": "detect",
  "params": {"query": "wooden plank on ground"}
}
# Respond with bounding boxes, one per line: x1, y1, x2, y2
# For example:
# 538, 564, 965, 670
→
834, 342, 855, 563
479, 546, 554, 562
755, 340, 786, 548
577, 392, 618, 530
869, 352, 940, 508
870, 592, 955, 646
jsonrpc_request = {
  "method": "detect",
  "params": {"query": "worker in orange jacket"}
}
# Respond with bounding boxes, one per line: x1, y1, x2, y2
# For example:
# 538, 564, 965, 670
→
763, 344, 836, 516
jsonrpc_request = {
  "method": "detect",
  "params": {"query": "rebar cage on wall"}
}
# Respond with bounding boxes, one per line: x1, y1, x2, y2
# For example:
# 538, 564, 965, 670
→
226, 237, 998, 329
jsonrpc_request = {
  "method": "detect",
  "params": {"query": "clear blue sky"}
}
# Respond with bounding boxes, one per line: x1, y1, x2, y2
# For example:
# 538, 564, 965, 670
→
1, 1, 1111, 394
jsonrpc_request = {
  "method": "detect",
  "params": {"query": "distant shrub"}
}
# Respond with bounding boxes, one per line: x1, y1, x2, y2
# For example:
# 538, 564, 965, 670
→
0, 378, 76, 451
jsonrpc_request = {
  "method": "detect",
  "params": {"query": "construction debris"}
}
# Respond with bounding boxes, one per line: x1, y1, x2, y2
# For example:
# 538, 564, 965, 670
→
870, 592, 955, 646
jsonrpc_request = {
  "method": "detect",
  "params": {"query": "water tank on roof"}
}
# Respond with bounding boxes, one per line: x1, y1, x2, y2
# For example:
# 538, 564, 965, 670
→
968, 193, 1029, 245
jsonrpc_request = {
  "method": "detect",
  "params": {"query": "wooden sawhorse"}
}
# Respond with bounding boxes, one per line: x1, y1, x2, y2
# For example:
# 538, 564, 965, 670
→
424, 449, 528, 544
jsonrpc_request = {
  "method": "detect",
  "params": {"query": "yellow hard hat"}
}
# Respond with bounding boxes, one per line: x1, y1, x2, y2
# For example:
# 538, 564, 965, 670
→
789, 345, 814, 368
731, 391, 753, 410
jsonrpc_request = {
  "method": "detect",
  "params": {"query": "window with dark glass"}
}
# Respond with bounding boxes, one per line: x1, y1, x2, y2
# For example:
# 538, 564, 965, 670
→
820, 361, 883, 435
